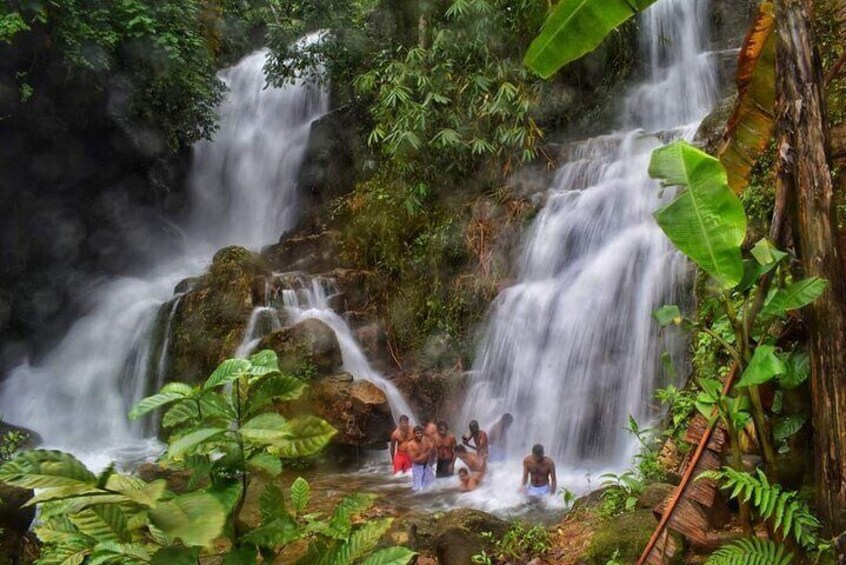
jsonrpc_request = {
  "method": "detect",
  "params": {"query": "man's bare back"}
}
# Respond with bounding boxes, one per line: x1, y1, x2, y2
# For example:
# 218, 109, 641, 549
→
434, 432, 456, 460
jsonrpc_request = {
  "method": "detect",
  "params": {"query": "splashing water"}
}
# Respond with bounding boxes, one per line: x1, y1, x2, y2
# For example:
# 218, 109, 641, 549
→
457, 0, 718, 510
0, 43, 329, 467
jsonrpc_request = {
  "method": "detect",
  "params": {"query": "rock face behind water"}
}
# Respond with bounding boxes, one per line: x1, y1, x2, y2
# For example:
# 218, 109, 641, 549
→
167, 246, 270, 383
257, 318, 342, 377
0, 481, 36, 564
306, 373, 393, 447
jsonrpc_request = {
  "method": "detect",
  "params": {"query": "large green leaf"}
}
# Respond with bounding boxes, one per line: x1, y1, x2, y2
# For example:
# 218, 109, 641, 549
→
774, 415, 807, 441
69, 505, 130, 543
649, 141, 746, 288
524, 0, 658, 78
204, 358, 251, 390
88, 542, 151, 565
150, 547, 199, 565
272, 416, 337, 459
25, 485, 111, 507
761, 277, 828, 319
247, 374, 307, 416
0, 450, 96, 489
653, 305, 682, 327
247, 453, 282, 477
326, 493, 376, 540
128, 392, 186, 421
248, 349, 281, 374
259, 484, 288, 523
322, 518, 394, 565
148, 492, 225, 547
779, 351, 810, 390
240, 516, 301, 549
104, 475, 167, 508
38, 536, 94, 565
360, 548, 417, 565
736, 345, 786, 388
239, 412, 289, 443
205, 481, 243, 516
167, 427, 227, 458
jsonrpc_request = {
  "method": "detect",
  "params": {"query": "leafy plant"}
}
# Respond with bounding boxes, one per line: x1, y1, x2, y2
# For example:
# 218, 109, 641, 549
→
705, 538, 792, 565
700, 467, 822, 551
523, 0, 658, 78
0, 450, 225, 562
470, 523, 550, 564
599, 471, 645, 517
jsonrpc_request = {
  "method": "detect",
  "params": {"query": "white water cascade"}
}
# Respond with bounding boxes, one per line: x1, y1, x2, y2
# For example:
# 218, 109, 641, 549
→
458, 0, 718, 506
0, 43, 329, 467
235, 275, 418, 423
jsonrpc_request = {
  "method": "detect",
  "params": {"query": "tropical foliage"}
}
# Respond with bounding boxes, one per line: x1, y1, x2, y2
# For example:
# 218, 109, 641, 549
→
0, 351, 414, 564
705, 538, 793, 565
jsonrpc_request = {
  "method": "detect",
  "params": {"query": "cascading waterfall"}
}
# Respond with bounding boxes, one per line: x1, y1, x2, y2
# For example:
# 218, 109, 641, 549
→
234, 274, 417, 423
0, 42, 328, 466
459, 0, 717, 504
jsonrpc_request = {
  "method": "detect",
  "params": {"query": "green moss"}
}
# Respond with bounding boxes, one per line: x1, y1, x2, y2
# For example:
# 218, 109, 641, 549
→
586, 510, 663, 564
740, 142, 777, 245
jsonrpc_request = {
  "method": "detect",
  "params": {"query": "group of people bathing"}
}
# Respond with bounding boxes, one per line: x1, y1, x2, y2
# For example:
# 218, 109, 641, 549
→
389, 413, 557, 498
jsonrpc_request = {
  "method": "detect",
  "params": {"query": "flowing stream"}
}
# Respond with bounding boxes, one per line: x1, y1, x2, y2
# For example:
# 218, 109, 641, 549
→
456, 0, 718, 511
0, 44, 329, 468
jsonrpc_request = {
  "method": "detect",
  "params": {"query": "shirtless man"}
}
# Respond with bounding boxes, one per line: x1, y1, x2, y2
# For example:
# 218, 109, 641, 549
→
433, 421, 457, 478
390, 415, 413, 474
454, 444, 487, 474
406, 425, 435, 491
461, 420, 489, 459
521, 444, 556, 498
487, 413, 513, 462
458, 467, 483, 492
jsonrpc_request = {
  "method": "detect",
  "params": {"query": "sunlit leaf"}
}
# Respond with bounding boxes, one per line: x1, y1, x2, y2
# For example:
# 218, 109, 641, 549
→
204, 358, 251, 390
736, 345, 786, 387
149, 492, 225, 547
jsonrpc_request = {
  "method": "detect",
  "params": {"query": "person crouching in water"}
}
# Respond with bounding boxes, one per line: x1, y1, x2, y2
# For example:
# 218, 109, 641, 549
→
458, 467, 484, 492
390, 415, 413, 474
521, 443, 556, 498
407, 425, 435, 491
454, 444, 487, 474
433, 421, 457, 478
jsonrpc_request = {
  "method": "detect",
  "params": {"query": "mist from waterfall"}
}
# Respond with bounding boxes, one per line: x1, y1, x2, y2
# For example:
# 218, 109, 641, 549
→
457, 0, 717, 509
0, 44, 328, 466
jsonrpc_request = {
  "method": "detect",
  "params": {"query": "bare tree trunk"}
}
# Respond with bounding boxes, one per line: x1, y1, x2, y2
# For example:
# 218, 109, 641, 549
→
774, 0, 846, 536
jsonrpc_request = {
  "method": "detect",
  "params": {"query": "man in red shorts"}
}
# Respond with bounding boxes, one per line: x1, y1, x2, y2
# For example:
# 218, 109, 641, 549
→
390, 415, 413, 474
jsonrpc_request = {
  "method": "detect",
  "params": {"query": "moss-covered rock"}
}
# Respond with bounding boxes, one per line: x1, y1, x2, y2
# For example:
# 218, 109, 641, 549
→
433, 508, 508, 565
586, 509, 658, 564
0, 482, 36, 565
637, 483, 675, 510
167, 246, 269, 383
257, 318, 342, 377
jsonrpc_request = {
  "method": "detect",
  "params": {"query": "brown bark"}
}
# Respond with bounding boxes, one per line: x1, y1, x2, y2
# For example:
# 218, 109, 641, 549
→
775, 0, 846, 536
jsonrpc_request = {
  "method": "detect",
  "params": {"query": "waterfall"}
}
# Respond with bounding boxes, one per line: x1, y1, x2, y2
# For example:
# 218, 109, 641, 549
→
234, 274, 418, 423
458, 0, 717, 505
0, 42, 329, 467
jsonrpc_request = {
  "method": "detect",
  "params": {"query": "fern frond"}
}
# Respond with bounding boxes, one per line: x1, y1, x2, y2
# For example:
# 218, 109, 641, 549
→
705, 538, 792, 565
705, 467, 820, 550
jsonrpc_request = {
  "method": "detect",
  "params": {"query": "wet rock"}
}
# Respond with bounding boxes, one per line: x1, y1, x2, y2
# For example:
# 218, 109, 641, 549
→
694, 94, 737, 155
262, 230, 342, 273
394, 370, 460, 423
257, 319, 342, 377
167, 246, 269, 383
305, 373, 393, 447
0, 482, 35, 535
586, 509, 660, 564
174, 277, 200, 295
637, 482, 675, 510
433, 508, 508, 565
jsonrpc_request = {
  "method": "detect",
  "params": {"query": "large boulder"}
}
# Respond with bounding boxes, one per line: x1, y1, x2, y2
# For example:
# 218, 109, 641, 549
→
167, 246, 269, 383
257, 319, 342, 377
0, 482, 36, 565
585, 510, 661, 564
304, 373, 393, 447
432, 508, 508, 565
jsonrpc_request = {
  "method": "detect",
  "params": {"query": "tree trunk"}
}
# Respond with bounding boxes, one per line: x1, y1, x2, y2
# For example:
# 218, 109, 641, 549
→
774, 0, 846, 536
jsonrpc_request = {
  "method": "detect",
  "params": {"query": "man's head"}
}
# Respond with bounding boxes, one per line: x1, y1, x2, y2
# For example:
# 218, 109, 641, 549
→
454, 444, 467, 455
437, 421, 448, 436
503, 413, 514, 427
469, 420, 479, 434
532, 443, 544, 459
413, 425, 424, 441
458, 468, 469, 482
399, 415, 409, 430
